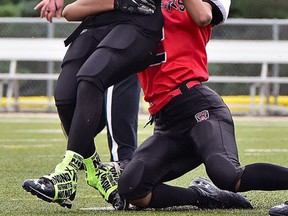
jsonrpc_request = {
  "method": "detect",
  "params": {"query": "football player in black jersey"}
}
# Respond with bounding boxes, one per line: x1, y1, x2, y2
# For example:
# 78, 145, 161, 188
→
22, 0, 163, 210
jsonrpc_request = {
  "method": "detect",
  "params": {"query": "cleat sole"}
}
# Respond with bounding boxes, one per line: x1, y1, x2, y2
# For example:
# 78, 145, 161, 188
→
22, 181, 53, 203
22, 180, 73, 209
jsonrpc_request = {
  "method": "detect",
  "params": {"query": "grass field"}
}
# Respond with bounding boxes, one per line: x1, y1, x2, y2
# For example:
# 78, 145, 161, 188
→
0, 113, 287, 216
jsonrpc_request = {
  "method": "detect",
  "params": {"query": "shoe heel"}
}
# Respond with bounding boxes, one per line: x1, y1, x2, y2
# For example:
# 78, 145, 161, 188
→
59, 199, 72, 209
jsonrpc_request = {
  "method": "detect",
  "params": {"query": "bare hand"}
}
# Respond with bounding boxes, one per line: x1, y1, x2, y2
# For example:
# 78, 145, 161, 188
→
34, 0, 64, 23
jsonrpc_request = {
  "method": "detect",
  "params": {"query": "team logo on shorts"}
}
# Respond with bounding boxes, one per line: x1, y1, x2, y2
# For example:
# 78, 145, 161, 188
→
195, 110, 209, 123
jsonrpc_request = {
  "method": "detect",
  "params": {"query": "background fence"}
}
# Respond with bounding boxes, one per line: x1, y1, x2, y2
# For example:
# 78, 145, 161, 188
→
0, 18, 288, 115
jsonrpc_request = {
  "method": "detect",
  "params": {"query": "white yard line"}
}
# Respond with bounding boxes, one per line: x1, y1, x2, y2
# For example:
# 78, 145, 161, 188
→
80, 207, 115, 211
245, 149, 288, 153
0, 138, 63, 142
244, 148, 288, 156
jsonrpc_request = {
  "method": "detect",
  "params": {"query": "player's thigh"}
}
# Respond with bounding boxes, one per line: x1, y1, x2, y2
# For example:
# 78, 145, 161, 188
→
191, 119, 239, 161
55, 32, 98, 103
189, 84, 239, 161
55, 59, 83, 104
76, 24, 161, 89
119, 134, 198, 200
190, 119, 243, 190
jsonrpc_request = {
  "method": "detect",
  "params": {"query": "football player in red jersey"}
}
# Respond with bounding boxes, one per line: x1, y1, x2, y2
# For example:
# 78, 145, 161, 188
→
118, 0, 288, 210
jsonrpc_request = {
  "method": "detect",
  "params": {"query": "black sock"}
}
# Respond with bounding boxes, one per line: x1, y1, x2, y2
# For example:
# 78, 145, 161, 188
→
147, 183, 201, 208
239, 163, 288, 191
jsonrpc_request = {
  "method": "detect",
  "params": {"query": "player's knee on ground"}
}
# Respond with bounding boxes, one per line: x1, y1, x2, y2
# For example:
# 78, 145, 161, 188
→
205, 154, 242, 192
118, 159, 150, 206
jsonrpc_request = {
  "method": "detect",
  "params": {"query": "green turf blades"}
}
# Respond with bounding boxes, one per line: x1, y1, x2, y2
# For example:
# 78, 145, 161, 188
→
83, 152, 121, 203
3, 115, 287, 215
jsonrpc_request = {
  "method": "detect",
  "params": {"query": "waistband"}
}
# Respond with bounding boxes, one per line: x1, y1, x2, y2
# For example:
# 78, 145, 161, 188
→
64, 16, 94, 47
148, 79, 201, 115
146, 80, 201, 126
171, 80, 201, 97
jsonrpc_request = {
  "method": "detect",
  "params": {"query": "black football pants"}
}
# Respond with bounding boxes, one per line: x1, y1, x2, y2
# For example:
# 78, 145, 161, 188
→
119, 84, 244, 200
55, 24, 161, 158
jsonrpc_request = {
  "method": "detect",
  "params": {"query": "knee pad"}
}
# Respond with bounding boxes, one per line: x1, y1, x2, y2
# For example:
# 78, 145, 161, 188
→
76, 48, 111, 92
98, 25, 138, 49
118, 159, 147, 200
205, 154, 242, 192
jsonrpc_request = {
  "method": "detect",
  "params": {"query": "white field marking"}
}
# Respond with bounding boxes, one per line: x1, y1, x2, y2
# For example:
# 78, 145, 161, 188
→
2, 144, 54, 149
244, 149, 288, 156
0, 119, 59, 123
0, 113, 59, 123
15, 129, 63, 133
0, 138, 65, 148
233, 116, 288, 122
0, 138, 64, 142
235, 123, 288, 127
0, 112, 59, 118
80, 207, 115, 211
245, 149, 288, 153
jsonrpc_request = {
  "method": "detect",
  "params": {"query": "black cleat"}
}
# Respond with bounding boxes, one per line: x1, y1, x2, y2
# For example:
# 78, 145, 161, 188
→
110, 190, 130, 210
22, 176, 76, 209
269, 201, 288, 216
189, 177, 253, 209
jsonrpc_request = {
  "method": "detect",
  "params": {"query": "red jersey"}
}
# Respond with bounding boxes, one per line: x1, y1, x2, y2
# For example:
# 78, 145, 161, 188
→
138, 0, 213, 114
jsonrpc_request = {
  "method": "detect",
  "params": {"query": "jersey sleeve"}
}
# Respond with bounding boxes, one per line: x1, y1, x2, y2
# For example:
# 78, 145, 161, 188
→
203, 0, 231, 25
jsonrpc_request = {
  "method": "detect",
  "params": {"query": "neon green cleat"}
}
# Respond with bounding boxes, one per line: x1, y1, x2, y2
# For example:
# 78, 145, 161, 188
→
83, 152, 126, 208
22, 151, 83, 208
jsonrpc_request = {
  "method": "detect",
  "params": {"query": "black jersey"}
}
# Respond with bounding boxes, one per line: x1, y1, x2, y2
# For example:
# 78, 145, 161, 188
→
64, 0, 163, 46
86, 0, 163, 32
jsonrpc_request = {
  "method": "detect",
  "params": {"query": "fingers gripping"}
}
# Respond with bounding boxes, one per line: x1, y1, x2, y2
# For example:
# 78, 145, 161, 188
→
35, 0, 62, 22
141, 0, 155, 8
114, 0, 156, 15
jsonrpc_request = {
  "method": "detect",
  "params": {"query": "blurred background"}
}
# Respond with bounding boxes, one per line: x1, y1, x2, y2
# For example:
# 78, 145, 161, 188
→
1, 0, 288, 115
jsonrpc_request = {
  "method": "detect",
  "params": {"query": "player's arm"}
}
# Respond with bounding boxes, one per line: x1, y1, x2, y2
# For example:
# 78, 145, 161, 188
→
63, 0, 156, 21
35, 0, 155, 23
182, 0, 213, 27
183, 0, 231, 27
62, 0, 114, 21
202, 0, 231, 25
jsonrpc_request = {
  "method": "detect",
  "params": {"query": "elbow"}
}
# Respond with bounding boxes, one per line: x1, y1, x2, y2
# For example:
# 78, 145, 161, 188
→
196, 13, 212, 27
62, 7, 71, 21
62, 5, 79, 21
62, 11, 78, 22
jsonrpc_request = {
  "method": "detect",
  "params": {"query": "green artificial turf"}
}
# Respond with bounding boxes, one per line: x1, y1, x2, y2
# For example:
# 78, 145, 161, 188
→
0, 113, 287, 216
